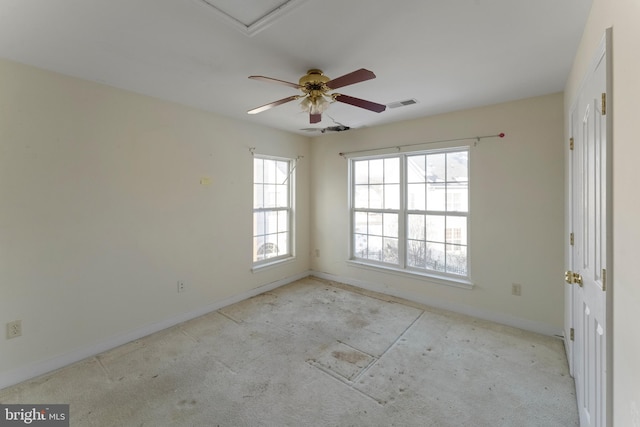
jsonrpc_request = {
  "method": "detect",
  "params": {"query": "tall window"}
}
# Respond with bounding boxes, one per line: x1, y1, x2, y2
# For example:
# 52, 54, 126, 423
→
253, 156, 293, 265
351, 148, 469, 279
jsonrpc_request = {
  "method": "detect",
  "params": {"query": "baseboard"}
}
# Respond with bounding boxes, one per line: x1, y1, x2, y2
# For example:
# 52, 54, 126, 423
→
312, 271, 563, 337
0, 270, 312, 390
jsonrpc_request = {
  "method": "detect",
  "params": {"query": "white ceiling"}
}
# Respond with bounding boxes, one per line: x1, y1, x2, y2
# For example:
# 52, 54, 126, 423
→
0, 0, 592, 135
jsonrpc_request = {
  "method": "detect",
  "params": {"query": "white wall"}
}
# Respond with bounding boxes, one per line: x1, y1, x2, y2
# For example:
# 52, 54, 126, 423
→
564, 1, 640, 425
310, 93, 565, 335
0, 59, 310, 385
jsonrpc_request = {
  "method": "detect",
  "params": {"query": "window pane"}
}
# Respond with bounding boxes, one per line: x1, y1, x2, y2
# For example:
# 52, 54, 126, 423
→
354, 185, 368, 208
446, 245, 467, 275
426, 215, 445, 242
407, 240, 426, 267
383, 238, 398, 263
276, 184, 288, 207
254, 159, 264, 184
354, 211, 368, 234
278, 210, 289, 233
427, 183, 446, 211
407, 214, 425, 240
277, 232, 289, 256
446, 216, 467, 245
407, 183, 425, 210
383, 213, 398, 238
407, 155, 425, 182
276, 161, 288, 184
265, 211, 278, 235
426, 153, 446, 182
368, 235, 383, 260
447, 184, 468, 212
263, 236, 279, 259
426, 242, 445, 271
264, 160, 276, 183
447, 151, 468, 182
354, 161, 369, 184
253, 184, 264, 208
369, 185, 383, 209
264, 184, 277, 207
354, 233, 367, 258
385, 158, 400, 183
254, 212, 265, 236
369, 159, 384, 184
368, 212, 382, 236
254, 236, 265, 261
385, 184, 400, 209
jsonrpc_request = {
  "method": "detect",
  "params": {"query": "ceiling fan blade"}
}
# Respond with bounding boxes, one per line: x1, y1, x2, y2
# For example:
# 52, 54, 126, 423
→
249, 75, 301, 89
248, 95, 300, 114
310, 113, 322, 124
326, 68, 376, 90
334, 94, 386, 113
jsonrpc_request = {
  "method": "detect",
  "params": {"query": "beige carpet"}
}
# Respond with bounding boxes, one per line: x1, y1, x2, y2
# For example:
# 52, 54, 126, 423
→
0, 277, 578, 426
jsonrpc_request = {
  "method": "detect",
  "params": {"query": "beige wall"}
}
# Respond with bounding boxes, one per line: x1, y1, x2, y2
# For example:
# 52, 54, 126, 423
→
310, 93, 565, 335
0, 59, 311, 383
564, 1, 640, 425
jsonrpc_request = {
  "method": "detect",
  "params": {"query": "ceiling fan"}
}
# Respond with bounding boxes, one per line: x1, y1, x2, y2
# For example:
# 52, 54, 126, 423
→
247, 68, 386, 124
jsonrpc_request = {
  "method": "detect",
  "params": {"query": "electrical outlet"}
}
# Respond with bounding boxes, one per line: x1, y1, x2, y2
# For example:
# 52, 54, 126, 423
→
512, 283, 522, 296
7, 320, 22, 339
177, 281, 186, 293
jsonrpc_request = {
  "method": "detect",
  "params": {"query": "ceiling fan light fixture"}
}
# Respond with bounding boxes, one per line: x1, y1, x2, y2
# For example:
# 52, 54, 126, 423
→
300, 95, 329, 115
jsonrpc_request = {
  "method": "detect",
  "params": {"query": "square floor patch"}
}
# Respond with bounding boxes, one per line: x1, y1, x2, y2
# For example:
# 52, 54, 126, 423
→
310, 342, 375, 382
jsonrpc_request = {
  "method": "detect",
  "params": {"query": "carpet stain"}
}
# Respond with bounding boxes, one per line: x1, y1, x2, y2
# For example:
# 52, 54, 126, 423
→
347, 315, 369, 329
176, 399, 197, 408
332, 350, 369, 365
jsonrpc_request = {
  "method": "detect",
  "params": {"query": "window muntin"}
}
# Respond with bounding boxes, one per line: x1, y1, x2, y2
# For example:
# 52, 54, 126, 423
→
350, 148, 469, 278
253, 157, 293, 265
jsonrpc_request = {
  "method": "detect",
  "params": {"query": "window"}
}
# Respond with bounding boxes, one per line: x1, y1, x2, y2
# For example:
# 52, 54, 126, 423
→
350, 148, 469, 279
253, 156, 294, 265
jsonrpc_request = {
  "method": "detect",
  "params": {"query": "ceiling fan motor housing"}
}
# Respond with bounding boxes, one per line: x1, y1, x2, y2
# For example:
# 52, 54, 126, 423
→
299, 69, 330, 96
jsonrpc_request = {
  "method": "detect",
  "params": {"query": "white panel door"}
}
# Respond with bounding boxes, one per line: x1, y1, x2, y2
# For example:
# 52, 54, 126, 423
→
569, 30, 611, 427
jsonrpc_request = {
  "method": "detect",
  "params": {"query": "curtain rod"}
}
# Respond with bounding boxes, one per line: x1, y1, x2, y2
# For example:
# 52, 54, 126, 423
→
338, 133, 505, 157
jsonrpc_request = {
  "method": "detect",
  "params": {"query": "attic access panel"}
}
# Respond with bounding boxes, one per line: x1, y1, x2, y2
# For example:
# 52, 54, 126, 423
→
198, 0, 310, 36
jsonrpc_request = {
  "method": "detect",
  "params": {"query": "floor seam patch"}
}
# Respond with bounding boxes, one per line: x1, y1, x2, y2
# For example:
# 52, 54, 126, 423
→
353, 310, 426, 383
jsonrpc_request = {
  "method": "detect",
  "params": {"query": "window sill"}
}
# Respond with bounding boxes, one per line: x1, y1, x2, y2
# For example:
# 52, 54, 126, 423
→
346, 260, 474, 290
252, 256, 296, 273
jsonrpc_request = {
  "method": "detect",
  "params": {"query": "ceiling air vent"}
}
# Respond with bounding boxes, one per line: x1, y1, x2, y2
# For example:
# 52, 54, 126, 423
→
387, 99, 418, 109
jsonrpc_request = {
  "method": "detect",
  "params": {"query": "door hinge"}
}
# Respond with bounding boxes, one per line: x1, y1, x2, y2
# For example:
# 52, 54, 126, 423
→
570, 328, 575, 341
602, 93, 606, 115
569, 137, 574, 151
570, 232, 574, 246
602, 268, 606, 291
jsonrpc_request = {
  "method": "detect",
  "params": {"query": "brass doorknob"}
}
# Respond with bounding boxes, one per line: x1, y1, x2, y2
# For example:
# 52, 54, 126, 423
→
573, 272, 583, 286
565, 270, 574, 284
565, 271, 583, 287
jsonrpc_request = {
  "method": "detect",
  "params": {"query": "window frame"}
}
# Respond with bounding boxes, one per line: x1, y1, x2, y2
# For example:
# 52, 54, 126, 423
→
252, 155, 295, 269
348, 146, 471, 287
